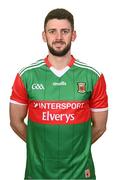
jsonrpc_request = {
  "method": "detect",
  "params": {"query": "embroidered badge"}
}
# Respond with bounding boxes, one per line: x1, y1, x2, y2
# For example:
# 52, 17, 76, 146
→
77, 82, 86, 93
85, 168, 91, 178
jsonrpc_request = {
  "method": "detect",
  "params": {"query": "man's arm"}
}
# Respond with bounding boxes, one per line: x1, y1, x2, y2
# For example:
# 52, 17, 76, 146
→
91, 110, 108, 144
9, 103, 28, 142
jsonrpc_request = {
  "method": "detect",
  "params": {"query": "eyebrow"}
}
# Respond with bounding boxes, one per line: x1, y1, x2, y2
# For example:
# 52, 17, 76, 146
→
47, 28, 71, 32
61, 28, 71, 31
47, 28, 56, 31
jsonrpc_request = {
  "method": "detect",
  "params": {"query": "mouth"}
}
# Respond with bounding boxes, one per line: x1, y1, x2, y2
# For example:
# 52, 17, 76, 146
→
53, 41, 66, 49
53, 41, 65, 45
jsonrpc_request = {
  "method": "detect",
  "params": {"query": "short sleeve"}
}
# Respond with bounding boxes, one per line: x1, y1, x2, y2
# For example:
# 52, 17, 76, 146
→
89, 74, 108, 112
10, 73, 28, 105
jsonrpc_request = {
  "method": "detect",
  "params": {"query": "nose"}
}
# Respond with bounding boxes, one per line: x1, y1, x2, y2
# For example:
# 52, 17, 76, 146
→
56, 31, 63, 40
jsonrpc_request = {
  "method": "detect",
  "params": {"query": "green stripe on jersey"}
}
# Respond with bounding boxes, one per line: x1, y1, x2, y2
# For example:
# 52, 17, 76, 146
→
19, 59, 45, 76
75, 60, 101, 77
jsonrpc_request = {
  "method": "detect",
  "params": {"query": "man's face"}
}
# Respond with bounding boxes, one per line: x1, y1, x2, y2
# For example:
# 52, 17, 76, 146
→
43, 19, 76, 56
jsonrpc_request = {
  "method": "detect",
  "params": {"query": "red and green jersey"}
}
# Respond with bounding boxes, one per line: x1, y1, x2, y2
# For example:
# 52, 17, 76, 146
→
10, 55, 108, 179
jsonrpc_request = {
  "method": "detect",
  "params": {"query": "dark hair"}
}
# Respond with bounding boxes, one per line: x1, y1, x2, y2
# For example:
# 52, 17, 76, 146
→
44, 8, 74, 30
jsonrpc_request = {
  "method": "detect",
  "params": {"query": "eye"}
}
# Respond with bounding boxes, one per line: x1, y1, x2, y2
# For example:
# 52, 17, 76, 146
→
62, 29, 70, 34
48, 29, 56, 34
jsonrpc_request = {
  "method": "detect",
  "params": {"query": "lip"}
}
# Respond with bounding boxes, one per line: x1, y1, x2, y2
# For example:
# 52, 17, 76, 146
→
53, 42, 65, 48
53, 41, 65, 45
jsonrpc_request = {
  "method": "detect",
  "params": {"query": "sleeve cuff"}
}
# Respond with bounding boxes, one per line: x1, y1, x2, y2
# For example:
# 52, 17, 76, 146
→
10, 99, 27, 106
91, 107, 108, 112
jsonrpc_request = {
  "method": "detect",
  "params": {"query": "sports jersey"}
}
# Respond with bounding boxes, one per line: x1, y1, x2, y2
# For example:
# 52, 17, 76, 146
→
10, 55, 108, 179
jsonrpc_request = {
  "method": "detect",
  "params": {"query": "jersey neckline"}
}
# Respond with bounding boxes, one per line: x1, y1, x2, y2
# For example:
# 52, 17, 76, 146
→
44, 55, 75, 68
44, 55, 75, 77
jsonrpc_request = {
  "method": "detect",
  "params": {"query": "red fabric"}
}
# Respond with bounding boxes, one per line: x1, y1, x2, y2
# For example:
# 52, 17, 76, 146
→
89, 74, 108, 109
10, 73, 28, 104
28, 100, 91, 125
44, 55, 75, 68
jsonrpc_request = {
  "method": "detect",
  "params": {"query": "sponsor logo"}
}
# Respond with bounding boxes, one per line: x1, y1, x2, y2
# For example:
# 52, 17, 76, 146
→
52, 81, 66, 86
32, 102, 86, 124
29, 100, 91, 124
33, 102, 84, 109
32, 83, 45, 90
77, 82, 86, 93
42, 111, 75, 123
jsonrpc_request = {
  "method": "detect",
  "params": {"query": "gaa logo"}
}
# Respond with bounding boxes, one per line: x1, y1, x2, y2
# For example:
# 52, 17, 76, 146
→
77, 82, 86, 93
32, 83, 45, 90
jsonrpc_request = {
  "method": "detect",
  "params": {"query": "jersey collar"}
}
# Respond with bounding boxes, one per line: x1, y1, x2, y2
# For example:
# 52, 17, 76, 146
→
44, 55, 75, 77
44, 55, 75, 68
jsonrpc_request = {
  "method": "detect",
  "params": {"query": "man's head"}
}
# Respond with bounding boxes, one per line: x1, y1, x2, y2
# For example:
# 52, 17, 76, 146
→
42, 8, 76, 57
44, 8, 74, 31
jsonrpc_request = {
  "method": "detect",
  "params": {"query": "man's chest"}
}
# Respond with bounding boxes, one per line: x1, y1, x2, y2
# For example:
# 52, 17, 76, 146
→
25, 69, 92, 101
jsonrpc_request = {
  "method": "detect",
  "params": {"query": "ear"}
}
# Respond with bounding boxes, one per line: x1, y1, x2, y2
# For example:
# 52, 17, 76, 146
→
42, 31, 47, 42
71, 30, 77, 41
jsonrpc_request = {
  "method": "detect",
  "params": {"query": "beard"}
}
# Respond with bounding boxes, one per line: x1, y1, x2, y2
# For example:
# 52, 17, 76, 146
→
47, 40, 71, 57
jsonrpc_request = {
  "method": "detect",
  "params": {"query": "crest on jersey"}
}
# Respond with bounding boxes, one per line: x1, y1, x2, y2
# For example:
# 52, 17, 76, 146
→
77, 82, 86, 93
85, 169, 91, 178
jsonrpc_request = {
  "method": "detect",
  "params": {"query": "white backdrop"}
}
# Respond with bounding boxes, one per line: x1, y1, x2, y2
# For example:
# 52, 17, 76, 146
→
0, 0, 121, 179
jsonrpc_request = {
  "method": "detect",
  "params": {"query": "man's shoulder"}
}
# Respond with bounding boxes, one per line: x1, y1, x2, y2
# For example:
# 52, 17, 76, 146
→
18, 59, 45, 77
74, 59, 101, 77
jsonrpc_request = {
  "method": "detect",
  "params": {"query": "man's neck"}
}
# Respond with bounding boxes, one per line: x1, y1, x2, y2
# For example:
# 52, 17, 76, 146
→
48, 53, 71, 70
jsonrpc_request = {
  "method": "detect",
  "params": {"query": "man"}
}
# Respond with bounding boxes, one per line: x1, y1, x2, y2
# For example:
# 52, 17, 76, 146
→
10, 8, 108, 179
